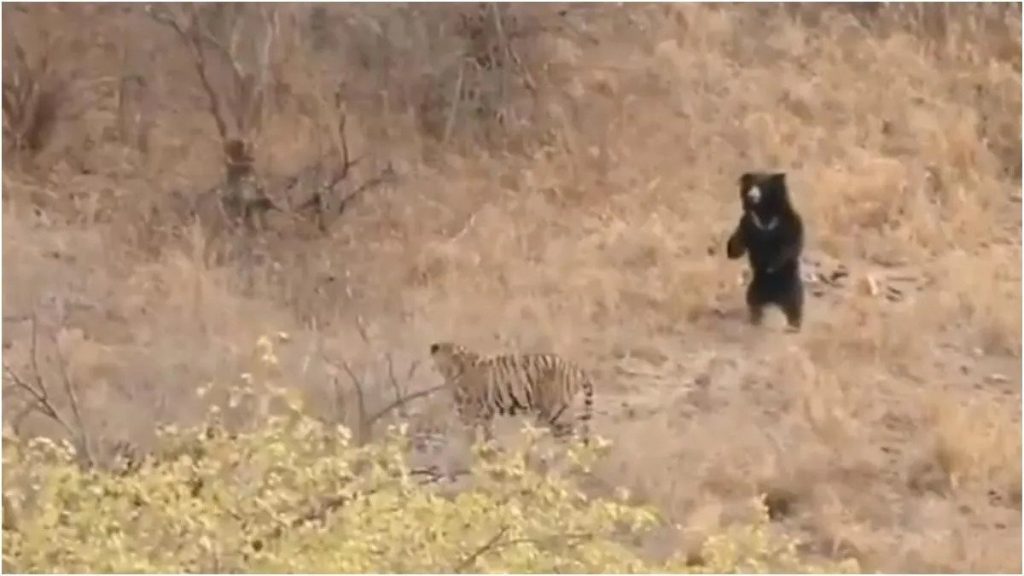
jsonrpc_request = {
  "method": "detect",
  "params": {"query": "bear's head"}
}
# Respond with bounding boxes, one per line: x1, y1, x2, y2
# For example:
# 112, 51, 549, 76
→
739, 172, 790, 229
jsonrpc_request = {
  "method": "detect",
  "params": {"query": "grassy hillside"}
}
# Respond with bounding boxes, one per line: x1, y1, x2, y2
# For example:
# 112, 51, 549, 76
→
3, 3, 1021, 572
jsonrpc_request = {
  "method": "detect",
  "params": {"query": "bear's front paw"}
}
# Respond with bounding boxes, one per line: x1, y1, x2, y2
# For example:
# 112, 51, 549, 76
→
726, 238, 744, 259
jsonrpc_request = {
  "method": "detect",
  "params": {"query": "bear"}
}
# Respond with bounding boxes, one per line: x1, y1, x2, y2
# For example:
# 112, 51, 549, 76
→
725, 171, 805, 331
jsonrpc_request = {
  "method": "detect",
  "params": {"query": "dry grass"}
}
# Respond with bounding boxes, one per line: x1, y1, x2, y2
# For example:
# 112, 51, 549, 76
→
2, 3, 1021, 573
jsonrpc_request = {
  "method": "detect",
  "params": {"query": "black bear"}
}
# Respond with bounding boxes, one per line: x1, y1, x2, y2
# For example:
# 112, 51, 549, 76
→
726, 172, 805, 331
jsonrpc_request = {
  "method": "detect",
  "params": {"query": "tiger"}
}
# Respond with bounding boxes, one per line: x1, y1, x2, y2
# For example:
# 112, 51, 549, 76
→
428, 341, 595, 446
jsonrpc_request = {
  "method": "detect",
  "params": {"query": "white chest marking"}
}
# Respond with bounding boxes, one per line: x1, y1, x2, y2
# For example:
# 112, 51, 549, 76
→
750, 212, 779, 231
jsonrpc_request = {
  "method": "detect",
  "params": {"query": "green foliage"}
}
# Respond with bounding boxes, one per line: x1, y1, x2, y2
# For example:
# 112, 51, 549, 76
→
2, 335, 858, 573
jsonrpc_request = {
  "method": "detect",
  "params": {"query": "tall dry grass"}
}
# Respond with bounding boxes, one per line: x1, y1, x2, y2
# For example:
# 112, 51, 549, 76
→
2, 3, 1020, 573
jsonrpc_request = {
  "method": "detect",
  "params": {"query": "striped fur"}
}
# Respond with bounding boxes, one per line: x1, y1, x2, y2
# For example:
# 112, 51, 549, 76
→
429, 342, 595, 445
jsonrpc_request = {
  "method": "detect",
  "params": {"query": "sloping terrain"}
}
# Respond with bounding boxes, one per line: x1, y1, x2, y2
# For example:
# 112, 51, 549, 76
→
3, 4, 1021, 572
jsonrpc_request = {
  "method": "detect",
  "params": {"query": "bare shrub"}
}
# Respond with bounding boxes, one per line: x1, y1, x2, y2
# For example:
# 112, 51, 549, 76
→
294, 3, 556, 152
1, 32, 67, 164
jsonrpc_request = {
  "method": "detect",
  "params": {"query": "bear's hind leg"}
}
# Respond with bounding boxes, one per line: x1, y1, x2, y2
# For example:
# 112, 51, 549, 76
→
780, 280, 804, 332
745, 279, 766, 326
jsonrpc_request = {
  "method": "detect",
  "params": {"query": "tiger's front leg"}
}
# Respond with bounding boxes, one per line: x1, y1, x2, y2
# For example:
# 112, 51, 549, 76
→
458, 401, 495, 446
463, 416, 495, 447
479, 416, 496, 443
475, 400, 497, 444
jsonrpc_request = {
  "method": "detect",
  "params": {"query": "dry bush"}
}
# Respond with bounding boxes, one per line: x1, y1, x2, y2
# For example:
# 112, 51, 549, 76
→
1, 36, 65, 163
1, 6, 88, 170
296, 3, 556, 152
920, 392, 1022, 497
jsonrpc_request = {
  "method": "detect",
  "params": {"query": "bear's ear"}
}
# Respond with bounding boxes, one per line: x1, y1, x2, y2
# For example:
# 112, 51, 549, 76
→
768, 173, 787, 187
739, 172, 755, 189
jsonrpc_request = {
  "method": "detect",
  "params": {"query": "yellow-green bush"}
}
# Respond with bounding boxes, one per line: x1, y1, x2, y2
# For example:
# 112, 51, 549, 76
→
2, 337, 859, 573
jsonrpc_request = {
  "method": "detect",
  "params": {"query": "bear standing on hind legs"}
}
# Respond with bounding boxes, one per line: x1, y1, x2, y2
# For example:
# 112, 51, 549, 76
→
726, 172, 805, 331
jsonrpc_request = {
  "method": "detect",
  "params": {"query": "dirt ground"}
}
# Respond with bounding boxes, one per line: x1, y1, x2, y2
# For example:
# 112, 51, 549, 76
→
2, 3, 1021, 573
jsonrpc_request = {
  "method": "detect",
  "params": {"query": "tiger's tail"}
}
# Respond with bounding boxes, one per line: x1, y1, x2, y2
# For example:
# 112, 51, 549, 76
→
577, 368, 594, 446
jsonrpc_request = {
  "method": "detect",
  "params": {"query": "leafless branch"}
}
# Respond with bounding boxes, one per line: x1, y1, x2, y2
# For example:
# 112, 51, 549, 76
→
354, 316, 371, 345
290, 484, 370, 529
443, 59, 466, 143
365, 383, 447, 432
337, 358, 370, 443
335, 163, 397, 215
327, 374, 347, 426
51, 330, 93, 465
2, 366, 75, 441
146, 5, 230, 144
252, 479, 377, 548
1, 314, 94, 467
384, 353, 404, 412
331, 87, 352, 184
454, 526, 510, 573
406, 359, 421, 381
303, 81, 355, 191
2, 32, 66, 160
454, 528, 595, 572
492, 4, 536, 94
148, 3, 278, 180
409, 465, 470, 485
490, 2, 512, 98
323, 352, 444, 444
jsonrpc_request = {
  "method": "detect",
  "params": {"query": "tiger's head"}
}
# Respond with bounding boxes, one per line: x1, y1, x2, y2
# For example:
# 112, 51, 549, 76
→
429, 341, 479, 381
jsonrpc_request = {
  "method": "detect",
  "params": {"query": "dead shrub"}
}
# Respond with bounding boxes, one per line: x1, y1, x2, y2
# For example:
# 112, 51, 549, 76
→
2, 34, 67, 163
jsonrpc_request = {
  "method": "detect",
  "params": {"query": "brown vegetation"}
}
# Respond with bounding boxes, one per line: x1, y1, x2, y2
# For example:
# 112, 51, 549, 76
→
2, 3, 1021, 572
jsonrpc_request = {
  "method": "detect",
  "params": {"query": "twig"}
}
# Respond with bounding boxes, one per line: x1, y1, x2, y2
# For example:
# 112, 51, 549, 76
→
489, 2, 515, 123
52, 330, 92, 465
384, 353, 404, 413
449, 210, 479, 244
6, 393, 40, 435
253, 6, 278, 128
455, 529, 595, 572
506, 38, 537, 94
323, 352, 445, 443
406, 360, 421, 381
354, 316, 371, 345
363, 383, 447, 431
337, 358, 370, 443
28, 313, 43, 394
252, 480, 376, 548
410, 466, 471, 485
290, 485, 371, 528
332, 87, 351, 182
493, 532, 594, 554
146, 6, 229, 143
443, 59, 466, 143
1, 314, 93, 466
4, 316, 61, 429
328, 374, 346, 425
335, 164, 396, 216
454, 526, 510, 573
2, 365, 75, 441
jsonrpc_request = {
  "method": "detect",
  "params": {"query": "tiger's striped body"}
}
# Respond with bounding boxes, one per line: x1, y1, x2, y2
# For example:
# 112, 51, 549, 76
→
429, 342, 595, 445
